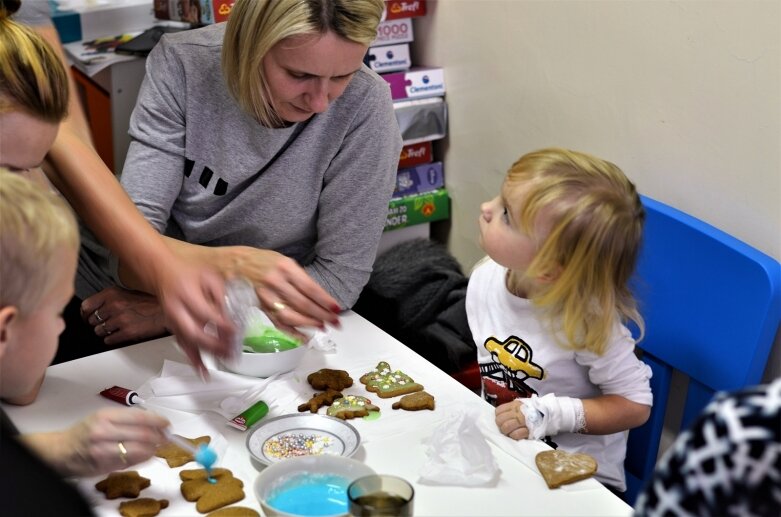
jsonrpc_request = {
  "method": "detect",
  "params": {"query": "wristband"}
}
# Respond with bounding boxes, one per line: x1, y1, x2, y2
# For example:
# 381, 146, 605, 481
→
520, 394, 586, 439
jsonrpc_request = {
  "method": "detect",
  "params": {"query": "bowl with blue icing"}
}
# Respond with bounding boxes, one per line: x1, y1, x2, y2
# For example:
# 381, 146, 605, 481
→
254, 455, 375, 517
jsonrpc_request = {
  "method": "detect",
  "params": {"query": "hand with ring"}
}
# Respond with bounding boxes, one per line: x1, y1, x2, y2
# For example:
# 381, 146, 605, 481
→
495, 399, 531, 440
22, 407, 169, 477
81, 286, 168, 346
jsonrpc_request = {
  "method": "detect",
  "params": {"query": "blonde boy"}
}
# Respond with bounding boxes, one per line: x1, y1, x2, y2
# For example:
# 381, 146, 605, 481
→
0, 170, 78, 404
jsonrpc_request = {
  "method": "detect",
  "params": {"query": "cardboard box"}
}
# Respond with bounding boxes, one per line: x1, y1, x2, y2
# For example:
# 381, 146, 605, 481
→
393, 162, 444, 199
394, 97, 447, 145
385, 188, 449, 231
398, 141, 433, 169
52, 0, 155, 44
366, 43, 411, 73
383, 1, 427, 20
154, 0, 234, 25
382, 67, 445, 101
372, 18, 414, 46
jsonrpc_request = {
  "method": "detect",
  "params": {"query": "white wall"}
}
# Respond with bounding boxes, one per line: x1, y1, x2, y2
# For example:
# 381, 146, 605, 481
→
412, 0, 781, 380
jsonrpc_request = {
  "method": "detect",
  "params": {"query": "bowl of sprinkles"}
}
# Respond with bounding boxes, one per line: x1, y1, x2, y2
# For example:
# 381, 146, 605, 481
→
247, 414, 361, 466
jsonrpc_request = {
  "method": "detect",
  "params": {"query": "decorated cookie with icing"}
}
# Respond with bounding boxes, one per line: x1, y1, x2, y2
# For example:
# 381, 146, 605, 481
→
326, 395, 380, 420
360, 361, 424, 399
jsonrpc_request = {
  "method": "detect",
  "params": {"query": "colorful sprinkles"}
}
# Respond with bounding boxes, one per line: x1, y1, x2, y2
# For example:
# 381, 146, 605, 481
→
262, 433, 334, 460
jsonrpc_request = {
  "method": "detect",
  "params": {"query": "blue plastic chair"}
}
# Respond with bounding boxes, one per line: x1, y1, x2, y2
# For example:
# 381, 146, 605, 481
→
623, 196, 781, 505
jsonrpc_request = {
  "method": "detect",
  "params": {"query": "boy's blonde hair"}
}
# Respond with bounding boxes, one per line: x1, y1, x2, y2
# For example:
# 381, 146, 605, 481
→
0, 171, 79, 315
0, 4, 69, 121
504, 148, 645, 355
222, 0, 384, 128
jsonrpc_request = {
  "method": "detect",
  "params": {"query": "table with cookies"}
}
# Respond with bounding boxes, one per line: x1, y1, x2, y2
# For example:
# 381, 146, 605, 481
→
2, 311, 633, 516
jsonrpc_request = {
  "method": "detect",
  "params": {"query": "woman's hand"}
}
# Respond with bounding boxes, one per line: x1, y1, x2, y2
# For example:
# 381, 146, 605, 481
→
23, 408, 169, 477
212, 246, 341, 339
81, 287, 167, 346
495, 400, 531, 440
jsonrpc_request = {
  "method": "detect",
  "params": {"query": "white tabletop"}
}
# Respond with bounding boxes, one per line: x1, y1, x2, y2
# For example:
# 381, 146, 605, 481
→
2, 311, 632, 516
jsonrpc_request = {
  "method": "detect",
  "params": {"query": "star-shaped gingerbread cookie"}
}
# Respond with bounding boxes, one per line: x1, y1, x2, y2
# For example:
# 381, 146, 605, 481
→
95, 471, 150, 499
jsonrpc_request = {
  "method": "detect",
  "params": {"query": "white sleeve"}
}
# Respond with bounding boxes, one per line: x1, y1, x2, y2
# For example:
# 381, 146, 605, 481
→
575, 324, 653, 406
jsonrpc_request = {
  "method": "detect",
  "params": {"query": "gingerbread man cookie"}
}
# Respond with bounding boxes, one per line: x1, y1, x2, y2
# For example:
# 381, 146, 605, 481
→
155, 434, 211, 468
297, 389, 344, 413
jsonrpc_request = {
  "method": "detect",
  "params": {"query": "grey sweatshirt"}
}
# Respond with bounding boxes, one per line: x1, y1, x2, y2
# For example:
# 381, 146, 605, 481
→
76, 24, 402, 308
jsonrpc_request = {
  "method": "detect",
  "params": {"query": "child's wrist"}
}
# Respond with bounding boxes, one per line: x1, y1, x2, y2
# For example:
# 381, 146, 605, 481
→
520, 394, 586, 438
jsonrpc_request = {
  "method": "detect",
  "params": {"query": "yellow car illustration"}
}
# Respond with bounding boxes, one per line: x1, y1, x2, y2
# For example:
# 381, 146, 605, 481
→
484, 336, 544, 381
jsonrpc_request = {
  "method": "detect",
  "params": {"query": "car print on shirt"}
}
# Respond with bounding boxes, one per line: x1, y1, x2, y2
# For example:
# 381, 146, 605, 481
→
480, 335, 544, 406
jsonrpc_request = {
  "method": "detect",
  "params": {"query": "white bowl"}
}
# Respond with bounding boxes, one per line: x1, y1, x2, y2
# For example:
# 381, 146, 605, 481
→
219, 344, 307, 378
255, 455, 375, 517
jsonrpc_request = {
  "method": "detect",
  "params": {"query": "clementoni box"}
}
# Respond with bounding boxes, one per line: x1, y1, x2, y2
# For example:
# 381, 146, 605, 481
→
384, 0, 427, 20
398, 141, 433, 169
382, 67, 445, 101
366, 43, 411, 73
372, 18, 414, 46
393, 162, 444, 199
385, 188, 449, 231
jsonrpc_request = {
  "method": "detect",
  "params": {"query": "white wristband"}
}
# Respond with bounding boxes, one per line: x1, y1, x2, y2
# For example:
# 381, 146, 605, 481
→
520, 394, 586, 439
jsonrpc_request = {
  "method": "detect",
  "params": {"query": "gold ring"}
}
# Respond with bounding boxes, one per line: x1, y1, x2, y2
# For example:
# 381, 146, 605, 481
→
271, 301, 286, 313
117, 441, 128, 464
94, 309, 104, 322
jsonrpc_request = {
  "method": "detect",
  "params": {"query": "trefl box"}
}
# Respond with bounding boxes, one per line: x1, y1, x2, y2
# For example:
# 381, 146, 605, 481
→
398, 141, 433, 169
393, 162, 444, 199
366, 43, 411, 73
382, 67, 445, 101
385, 188, 449, 231
372, 18, 414, 46
383, 0, 426, 20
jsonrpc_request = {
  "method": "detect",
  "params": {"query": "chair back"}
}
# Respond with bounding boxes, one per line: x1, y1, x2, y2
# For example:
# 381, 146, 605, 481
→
624, 196, 781, 504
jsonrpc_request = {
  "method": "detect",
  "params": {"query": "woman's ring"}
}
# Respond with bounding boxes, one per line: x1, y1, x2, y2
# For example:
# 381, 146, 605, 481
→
102, 322, 112, 335
271, 301, 287, 313
117, 441, 128, 464
94, 309, 104, 322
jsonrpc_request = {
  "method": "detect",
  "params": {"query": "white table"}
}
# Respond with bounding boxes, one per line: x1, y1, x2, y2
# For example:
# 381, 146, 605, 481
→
2, 311, 632, 516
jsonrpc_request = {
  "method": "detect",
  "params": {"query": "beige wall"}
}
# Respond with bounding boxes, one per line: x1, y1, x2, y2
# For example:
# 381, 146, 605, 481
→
412, 0, 781, 379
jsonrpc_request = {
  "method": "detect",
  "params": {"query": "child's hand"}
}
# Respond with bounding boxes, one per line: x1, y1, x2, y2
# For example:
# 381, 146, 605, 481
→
495, 400, 530, 440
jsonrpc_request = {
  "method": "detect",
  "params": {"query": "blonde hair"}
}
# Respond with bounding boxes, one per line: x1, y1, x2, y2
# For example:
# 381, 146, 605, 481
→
222, 0, 384, 127
0, 3, 69, 121
0, 170, 79, 315
504, 148, 645, 355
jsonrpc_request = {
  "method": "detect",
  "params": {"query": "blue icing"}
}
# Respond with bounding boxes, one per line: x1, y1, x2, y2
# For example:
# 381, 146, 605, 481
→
267, 474, 349, 516
194, 445, 218, 483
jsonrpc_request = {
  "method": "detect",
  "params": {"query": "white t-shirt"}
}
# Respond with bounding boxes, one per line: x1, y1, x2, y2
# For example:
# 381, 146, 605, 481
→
466, 258, 652, 491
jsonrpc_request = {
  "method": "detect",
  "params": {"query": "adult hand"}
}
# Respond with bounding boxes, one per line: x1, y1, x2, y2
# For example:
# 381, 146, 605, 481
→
222, 247, 341, 338
82, 287, 167, 346
495, 400, 530, 440
25, 408, 169, 477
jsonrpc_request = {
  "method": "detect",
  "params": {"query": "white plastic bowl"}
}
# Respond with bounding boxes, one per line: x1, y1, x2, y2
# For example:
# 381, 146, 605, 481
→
255, 455, 375, 517
219, 344, 307, 378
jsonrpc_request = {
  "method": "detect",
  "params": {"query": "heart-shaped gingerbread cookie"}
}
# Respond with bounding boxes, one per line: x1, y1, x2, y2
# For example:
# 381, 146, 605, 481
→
535, 450, 597, 488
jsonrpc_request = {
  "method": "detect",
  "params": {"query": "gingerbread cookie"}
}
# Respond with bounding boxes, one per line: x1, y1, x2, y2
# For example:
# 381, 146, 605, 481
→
206, 507, 261, 517
155, 434, 211, 467
119, 498, 169, 517
326, 395, 380, 420
180, 468, 245, 513
95, 471, 150, 499
392, 391, 435, 411
307, 369, 353, 391
535, 450, 597, 488
297, 389, 343, 413
361, 362, 423, 398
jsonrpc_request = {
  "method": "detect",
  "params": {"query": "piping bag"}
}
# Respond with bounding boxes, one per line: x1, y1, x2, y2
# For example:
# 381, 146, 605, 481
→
100, 386, 219, 483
